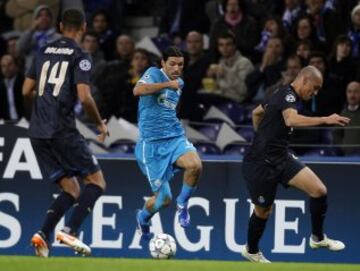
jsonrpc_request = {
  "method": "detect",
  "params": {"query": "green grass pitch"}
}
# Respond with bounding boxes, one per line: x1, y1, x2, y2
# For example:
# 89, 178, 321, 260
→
0, 256, 359, 271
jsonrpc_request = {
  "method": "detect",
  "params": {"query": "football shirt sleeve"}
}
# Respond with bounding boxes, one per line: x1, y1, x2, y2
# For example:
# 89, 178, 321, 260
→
137, 67, 161, 84
26, 55, 37, 80
278, 89, 298, 111
74, 52, 92, 85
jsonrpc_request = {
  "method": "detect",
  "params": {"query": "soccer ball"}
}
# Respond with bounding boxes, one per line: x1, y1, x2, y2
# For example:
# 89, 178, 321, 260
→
149, 233, 177, 259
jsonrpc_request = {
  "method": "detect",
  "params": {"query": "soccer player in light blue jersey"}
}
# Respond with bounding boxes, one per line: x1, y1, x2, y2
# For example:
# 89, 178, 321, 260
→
133, 46, 202, 239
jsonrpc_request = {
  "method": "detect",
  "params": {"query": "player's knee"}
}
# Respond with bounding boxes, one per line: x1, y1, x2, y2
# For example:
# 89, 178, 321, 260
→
61, 180, 81, 199
84, 171, 106, 191
188, 159, 202, 178
162, 196, 172, 208
254, 205, 272, 219
312, 184, 327, 198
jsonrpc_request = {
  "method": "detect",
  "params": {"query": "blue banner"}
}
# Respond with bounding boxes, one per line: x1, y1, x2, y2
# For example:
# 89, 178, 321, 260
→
0, 124, 359, 263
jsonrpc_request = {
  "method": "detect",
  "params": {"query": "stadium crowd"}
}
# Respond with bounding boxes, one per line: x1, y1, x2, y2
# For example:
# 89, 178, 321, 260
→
0, 0, 360, 155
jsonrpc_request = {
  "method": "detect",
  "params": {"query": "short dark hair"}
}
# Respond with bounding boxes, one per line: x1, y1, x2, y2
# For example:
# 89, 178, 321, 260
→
217, 31, 236, 44
309, 51, 327, 67
82, 30, 99, 42
91, 9, 110, 23
62, 9, 85, 30
222, 0, 246, 14
162, 46, 183, 61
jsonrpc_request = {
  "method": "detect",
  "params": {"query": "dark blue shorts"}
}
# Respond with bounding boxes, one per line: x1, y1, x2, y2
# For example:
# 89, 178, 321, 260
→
31, 133, 100, 182
242, 153, 305, 207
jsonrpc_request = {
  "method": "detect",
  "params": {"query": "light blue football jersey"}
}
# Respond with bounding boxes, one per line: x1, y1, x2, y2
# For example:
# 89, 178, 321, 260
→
137, 67, 185, 142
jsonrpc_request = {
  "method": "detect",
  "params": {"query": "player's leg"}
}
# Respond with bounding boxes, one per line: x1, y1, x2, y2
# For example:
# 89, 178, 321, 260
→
65, 170, 105, 235
135, 139, 175, 237
288, 166, 345, 251
136, 182, 172, 239
32, 177, 80, 257
53, 133, 104, 255
241, 205, 272, 263
56, 170, 105, 255
241, 159, 277, 263
175, 151, 202, 227
30, 138, 79, 257
37, 177, 80, 238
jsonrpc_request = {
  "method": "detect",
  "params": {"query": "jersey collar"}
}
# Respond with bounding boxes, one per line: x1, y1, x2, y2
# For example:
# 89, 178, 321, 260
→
160, 68, 170, 81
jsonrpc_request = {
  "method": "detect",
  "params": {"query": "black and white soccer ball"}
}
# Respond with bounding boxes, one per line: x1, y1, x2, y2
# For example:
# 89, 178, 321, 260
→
149, 233, 177, 259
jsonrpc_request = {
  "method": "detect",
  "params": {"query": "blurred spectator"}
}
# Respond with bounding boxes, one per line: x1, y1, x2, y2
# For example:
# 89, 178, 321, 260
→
0, 36, 6, 58
82, 31, 106, 78
83, 0, 125, 33
210, 0, 259, 58
348, 4, 360, 58
295, 39, 313, 64
306, 51, 344, 116
6, 35, 18, 58
205, 0, 224, 30
246, 0, 283, 21
266, 54, 303, 96
328, 35, 357, 93
114, 34, 135, 64
245, 37, 285, 102
0, 0, 13, 33
94, 59, 130, 121
0, 54, 25, 121
206, 31, 254, 103
93, 44, 141, 122
91, 9, 116, 60
4, 33, 25, 73
159, 0, 210, 39
305, 0, 345, 47
255, 16, 287, 53
15, 5, 61, 70
254, 15, 288, 62
333, 81, 360, 155
179, 31, 211, 120
129, 48, 151, 86
5, 0, 59, 32
292, 14, 326, 52
282, 0, 303, 30
126, 48, 152, 122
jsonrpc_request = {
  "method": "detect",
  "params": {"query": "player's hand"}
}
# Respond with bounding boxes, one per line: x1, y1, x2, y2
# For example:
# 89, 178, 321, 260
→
97, 119, 109, 143
168, 78, 183, 90
324, 114, 350, 126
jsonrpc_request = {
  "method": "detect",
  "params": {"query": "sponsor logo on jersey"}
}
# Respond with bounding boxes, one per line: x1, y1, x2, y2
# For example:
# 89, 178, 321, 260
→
157, 94, 177, 110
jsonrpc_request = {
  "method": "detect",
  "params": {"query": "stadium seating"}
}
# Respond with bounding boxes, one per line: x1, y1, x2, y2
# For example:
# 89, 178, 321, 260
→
193, 142, 221, 155
223, 143, 250, 155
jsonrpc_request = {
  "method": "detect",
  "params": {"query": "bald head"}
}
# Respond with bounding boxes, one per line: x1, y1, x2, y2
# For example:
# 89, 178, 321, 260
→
292, 65, 323, 101
297, 65, 323, 81
186, 31, 203, 57
116, 34, 135, 59
347, 81, 360, 91
346, 81, 360, 107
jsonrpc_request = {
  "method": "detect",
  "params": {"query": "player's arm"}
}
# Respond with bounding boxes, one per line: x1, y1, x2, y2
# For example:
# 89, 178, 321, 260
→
133, 79, 181, 96
22, 77, 36, 99
77, 84, 108, 143
282, 108, 350, 127
22, 77, 37, 115
252, 104, 265, 131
